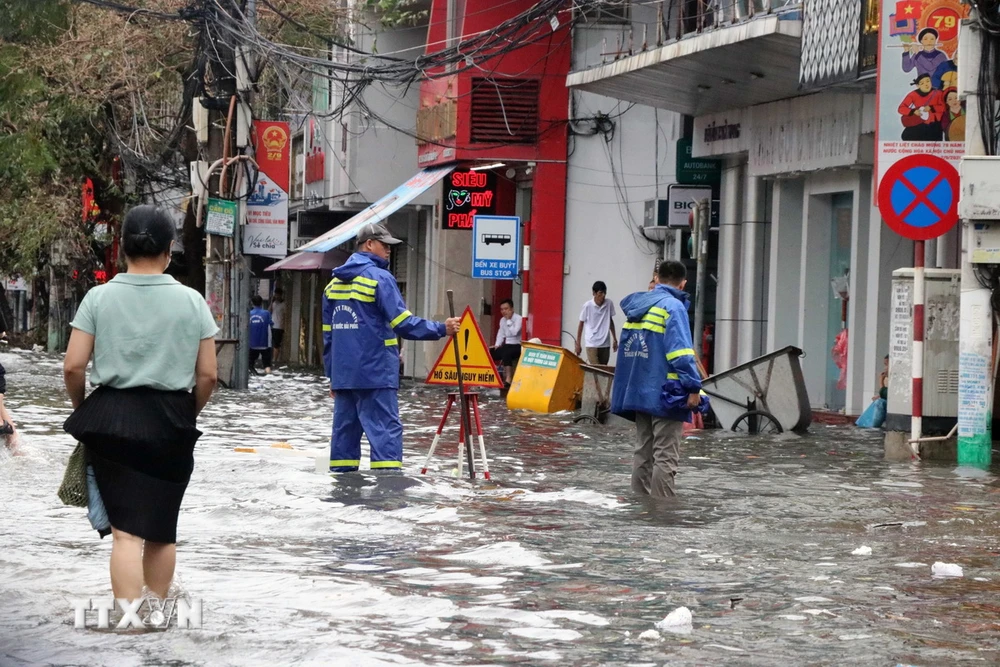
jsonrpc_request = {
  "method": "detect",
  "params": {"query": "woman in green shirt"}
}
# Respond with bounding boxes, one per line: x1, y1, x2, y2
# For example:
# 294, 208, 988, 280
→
63, 205, 219, 604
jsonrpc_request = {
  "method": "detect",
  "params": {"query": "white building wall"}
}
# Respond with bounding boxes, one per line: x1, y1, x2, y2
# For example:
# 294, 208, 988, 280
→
564, 17, 682, 357
562, 90, 681, 354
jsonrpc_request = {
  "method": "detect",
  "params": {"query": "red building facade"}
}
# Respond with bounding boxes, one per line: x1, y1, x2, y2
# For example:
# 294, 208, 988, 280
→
416, 0, 572, 344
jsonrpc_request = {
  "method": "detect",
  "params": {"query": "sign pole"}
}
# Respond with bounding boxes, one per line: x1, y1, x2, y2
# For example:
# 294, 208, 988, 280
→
693, 197, 710, 354
447, 291, 476, 479
911, 240, 924, 458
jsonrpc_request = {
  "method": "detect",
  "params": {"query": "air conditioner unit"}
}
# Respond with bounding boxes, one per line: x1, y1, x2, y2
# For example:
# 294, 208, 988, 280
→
885, 268, 960, 435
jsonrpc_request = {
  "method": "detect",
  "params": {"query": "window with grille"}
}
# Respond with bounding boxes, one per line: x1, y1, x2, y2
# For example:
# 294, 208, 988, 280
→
470, 78, 539, 145
578, 0, 630, 24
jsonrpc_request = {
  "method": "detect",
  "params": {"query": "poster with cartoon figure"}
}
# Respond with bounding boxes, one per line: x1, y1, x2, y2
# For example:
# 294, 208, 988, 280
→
877, 0, 968, 190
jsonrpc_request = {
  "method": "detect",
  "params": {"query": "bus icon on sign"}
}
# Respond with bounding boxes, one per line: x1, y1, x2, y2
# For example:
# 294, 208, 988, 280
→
482, 233, 511, 246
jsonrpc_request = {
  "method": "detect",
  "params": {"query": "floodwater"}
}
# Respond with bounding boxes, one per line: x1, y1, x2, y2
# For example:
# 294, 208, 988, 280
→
2, 347, 1000, 666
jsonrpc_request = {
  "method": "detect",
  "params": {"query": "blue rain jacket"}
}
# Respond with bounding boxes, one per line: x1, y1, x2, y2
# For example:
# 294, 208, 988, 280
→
323, 252, 446, 390
611, 284, 704, 422
249, 307, 273, 349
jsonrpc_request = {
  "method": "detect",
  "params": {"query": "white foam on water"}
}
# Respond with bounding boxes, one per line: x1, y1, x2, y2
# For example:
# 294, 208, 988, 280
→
423, 637, 474, 651
803, 609, 838, 617
874, 481, 923, 488
440, 542, 552, 568
508, 627, 583, 641
780, 615, 808, 621
839, 634, 873, 640
852, 546, 873, 556
638, 629, 662, 641
537, 610, 609, 626
514, 488, 623, 509
894, 562, 928, 568
795, 596, 832, 603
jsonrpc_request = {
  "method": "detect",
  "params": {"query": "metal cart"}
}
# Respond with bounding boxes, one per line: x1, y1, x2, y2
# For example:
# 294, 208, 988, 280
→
701, 346, 812, 434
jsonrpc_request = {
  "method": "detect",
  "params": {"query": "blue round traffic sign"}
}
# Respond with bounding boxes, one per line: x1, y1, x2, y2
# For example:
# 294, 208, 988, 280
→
877, 154, 960, 241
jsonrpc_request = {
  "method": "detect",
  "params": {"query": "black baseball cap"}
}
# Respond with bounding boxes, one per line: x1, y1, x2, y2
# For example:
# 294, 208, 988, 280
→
356, 222, 402, 246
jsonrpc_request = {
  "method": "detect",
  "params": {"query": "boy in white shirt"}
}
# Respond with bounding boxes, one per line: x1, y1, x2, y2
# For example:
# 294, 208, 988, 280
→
575, 281, 618, 365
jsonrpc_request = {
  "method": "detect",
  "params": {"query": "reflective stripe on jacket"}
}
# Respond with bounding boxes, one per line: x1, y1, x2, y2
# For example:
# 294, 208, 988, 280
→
322, 251, 446, 390
611, 284, 702, 421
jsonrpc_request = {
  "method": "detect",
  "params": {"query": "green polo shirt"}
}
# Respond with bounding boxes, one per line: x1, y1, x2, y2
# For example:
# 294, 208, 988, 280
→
70, 273, 219, 391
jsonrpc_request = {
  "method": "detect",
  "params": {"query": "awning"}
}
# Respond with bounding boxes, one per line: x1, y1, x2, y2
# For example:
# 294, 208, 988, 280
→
296, 165, 455, 253
265, 248, 349, 272
565, 14, 802, 117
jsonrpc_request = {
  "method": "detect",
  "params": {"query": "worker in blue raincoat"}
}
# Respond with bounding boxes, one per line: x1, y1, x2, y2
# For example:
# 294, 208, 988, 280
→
323, 222, 460, 473
611, 260, 707, 497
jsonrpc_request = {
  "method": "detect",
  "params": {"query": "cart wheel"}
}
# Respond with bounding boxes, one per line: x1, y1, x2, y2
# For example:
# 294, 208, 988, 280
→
732, 410, 783, 435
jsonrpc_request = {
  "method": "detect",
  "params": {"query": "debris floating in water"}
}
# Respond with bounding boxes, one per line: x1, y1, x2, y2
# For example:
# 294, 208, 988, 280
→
852, 546, 872, 556
638, 629, 661, 641
931, 562, 963, 578
654, 606, 693, 634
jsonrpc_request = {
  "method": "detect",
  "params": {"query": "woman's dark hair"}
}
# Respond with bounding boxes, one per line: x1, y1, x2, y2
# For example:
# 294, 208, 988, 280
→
122, 205, 175, 259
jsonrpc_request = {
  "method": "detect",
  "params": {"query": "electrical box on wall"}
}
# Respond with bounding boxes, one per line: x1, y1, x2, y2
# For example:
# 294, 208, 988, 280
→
971, 223, 1000, 264
885, 268, 960, 433
959, 156, 1000, 220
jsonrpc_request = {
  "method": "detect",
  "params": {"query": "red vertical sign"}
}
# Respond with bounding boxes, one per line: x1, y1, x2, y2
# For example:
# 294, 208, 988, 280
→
253, 121, 290, 192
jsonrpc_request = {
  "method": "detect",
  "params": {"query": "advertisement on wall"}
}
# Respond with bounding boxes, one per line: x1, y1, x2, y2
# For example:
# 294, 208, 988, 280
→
443, 169, 497, 231
247, 121, 290, 257
876, 0, 968, 191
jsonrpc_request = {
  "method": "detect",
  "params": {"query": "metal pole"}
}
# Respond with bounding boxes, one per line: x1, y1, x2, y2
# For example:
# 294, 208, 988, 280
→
693, 198, 709, 354
447, 290, 476, 478
911, 240, 924, 457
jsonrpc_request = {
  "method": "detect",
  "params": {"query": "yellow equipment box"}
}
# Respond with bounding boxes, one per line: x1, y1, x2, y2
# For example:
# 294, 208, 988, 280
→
506, 342, 585, 413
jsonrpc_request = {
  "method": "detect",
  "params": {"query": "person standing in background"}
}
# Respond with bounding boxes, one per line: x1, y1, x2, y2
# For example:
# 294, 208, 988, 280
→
575, 280, 618, 365
270, 288, 286, 364
490, 299, 522, 385
249, 295, 274, 375
0, 311, 18, 452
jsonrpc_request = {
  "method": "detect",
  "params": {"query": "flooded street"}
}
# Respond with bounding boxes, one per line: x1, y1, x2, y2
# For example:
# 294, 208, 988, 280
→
2, 348, 1000, 665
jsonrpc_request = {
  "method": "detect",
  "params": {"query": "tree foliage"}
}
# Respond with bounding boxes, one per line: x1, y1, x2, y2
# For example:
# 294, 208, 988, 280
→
0, 0, 191, 279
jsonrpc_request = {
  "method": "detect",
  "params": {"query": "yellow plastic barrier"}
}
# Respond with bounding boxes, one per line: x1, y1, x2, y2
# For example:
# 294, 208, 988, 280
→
506, 342, 585, 413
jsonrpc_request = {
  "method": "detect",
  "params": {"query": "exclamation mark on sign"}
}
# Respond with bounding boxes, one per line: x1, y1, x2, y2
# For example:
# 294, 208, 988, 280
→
463, 329, 469, 361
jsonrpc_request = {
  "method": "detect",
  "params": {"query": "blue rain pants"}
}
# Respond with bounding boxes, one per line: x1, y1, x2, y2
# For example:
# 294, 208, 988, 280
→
330, 388, 403, 472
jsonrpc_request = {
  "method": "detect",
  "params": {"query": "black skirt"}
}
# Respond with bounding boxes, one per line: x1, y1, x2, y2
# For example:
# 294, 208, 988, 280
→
64, 386, 202, 544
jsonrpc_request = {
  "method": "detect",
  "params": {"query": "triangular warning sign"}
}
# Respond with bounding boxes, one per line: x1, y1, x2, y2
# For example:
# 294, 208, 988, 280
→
425, 306, 505, 389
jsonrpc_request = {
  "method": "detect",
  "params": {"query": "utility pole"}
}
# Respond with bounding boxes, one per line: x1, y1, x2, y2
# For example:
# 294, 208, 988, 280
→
229, 0, 256, 390
198, 0, 250, 390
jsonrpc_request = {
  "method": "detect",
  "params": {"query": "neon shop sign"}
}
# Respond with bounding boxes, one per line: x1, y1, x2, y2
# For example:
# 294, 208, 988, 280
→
444, 170, 497, 230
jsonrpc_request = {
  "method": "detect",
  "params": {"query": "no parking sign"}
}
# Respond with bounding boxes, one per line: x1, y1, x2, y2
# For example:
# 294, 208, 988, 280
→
877, 154, 960, 241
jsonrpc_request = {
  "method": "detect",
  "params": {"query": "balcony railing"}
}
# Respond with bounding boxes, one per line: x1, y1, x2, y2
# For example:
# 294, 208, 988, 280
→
579, 0, 802, 68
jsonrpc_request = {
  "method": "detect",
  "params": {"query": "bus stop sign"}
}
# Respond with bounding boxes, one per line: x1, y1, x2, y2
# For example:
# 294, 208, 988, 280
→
877, 153, 959, 241
472, 215, 520, 279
